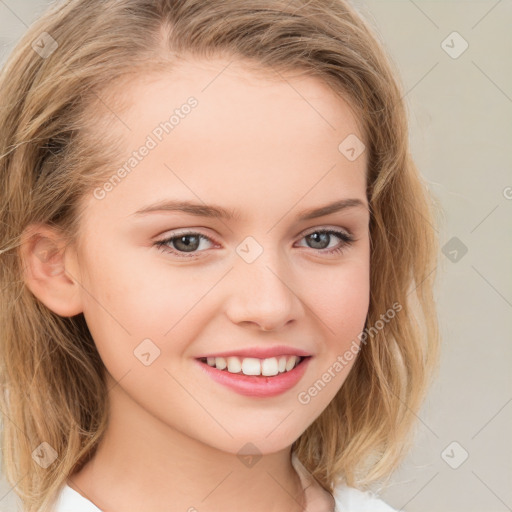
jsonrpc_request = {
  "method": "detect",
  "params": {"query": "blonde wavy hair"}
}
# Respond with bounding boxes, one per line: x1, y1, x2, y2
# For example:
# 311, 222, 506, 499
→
0, 0, 442, 510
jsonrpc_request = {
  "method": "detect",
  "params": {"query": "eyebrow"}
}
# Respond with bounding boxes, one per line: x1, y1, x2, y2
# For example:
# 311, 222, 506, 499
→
132, 198, 368, 221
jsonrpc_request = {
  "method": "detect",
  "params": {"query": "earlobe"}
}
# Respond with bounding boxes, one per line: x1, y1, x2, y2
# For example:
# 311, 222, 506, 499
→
20, 224, 84, 317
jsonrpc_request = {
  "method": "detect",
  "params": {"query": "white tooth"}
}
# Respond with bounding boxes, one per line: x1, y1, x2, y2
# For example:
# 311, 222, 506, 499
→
215, 357, 227, 370
261, 357, 279, 376
207, 357, 216, 366
241, 358, 261, 376
285, 355, 298, 371
227, 356, 242, 373
278, 356, 287, 373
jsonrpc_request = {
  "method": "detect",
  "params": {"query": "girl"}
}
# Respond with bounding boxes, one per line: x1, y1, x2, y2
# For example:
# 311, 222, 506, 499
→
0, 1, 441, 511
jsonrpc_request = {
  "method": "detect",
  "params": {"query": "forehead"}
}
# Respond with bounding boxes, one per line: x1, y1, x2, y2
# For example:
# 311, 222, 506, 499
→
81, 57, 368, 225
111, 56, 365, 149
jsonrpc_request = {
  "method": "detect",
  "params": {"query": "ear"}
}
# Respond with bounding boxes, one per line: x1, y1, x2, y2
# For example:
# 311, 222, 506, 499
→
20, 223, 84, 317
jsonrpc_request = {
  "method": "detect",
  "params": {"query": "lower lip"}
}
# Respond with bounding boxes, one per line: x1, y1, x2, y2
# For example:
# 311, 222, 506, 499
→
195, 357, 312, 398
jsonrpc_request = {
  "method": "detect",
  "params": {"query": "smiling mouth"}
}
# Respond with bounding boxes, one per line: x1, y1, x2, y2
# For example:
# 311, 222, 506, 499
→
197, 355, 310, 377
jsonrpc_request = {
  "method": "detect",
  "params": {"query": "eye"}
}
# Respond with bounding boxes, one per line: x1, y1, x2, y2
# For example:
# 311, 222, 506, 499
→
295, 228, 355, 256
154, 228, 355, 259
154, 231, 217, 259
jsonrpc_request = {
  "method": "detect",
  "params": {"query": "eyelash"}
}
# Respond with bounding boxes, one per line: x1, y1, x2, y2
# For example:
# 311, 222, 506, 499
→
154, 228, 355, 259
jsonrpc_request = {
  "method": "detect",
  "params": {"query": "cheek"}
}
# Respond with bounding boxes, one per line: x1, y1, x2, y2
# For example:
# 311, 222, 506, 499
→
79, 241, 174, 323
293, 263, 369, 417
310, 259, 370, 338
77, 244, 214, 364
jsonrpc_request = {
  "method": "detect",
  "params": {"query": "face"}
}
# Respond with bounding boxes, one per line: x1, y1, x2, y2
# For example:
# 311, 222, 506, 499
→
71, 58, 370, 455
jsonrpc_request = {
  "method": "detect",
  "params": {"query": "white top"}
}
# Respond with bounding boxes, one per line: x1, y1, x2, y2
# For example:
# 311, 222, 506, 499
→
54, 454, 397, 512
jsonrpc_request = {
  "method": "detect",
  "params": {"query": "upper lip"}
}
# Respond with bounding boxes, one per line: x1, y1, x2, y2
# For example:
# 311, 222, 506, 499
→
196, 345, 313, 359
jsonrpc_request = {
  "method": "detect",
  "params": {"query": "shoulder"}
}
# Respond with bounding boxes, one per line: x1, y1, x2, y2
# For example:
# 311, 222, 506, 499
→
53, 483, 103, 512
332, 482, 397, 512
54, 478, 397, 512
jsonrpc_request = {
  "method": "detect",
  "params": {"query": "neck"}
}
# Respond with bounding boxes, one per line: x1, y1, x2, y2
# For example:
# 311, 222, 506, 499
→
68, 376, 305, 512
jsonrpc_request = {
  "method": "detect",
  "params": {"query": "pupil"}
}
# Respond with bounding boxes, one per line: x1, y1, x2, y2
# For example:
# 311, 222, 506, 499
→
175, 235, 199, 252
308, 232, 328, 249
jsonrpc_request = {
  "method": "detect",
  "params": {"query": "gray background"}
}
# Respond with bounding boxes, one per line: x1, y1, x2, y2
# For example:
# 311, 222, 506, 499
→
1, 1, 511, 511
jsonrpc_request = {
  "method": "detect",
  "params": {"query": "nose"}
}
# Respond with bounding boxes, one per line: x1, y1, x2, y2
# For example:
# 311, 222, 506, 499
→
224, 247, 303, 332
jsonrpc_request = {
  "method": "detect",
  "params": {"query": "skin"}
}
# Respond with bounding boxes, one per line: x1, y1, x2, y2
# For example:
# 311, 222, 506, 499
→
22, 58, 370, 512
